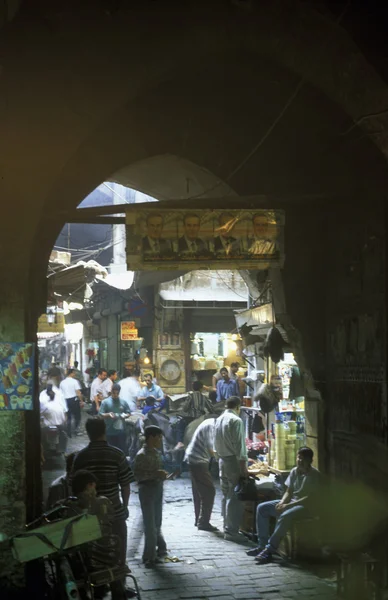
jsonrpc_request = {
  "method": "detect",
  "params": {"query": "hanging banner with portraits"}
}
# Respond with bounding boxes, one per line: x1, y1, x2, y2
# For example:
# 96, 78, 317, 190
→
126, 209, 285, 271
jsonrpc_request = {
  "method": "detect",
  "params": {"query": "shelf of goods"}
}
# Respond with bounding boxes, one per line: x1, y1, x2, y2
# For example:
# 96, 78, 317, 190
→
191, 357, 223, 371
272, 420, 305, 471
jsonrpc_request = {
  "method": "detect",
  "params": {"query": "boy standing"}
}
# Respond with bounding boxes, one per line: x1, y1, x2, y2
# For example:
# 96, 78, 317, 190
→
133, 426, 168, 567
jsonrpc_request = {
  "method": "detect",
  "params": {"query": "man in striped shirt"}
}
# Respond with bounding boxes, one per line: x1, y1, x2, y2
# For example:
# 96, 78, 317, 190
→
73, 417, 135, 567
184, 417, 218, 532
183, 381, 214, 419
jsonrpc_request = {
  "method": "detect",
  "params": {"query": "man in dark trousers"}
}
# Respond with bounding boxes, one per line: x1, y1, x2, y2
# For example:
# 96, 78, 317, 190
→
133, 425, 168, 567
184, 417, 218, 532
59, 368, 84, 437
250, 446, 321, 564
73, 418, 134, 568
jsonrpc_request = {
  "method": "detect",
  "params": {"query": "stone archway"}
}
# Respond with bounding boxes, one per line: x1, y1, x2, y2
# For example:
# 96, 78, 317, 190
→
1, 3, 388, 584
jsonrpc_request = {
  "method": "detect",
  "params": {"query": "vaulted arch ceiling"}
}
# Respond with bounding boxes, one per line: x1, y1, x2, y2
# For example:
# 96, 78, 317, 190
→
3, 1, 385, 303
110, 155, 235, 201
25, 1, 388, 221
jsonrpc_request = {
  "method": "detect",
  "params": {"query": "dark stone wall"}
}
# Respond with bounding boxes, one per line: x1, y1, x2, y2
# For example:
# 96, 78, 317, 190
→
282, 200, 387, 480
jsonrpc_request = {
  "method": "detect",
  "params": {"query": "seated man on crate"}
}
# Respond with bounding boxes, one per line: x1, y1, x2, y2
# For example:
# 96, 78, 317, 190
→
248, 446, 321, 564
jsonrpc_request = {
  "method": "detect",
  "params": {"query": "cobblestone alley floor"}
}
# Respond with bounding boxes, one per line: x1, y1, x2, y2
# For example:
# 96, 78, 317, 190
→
42, 413, 338, 600
127, 477, 337, 600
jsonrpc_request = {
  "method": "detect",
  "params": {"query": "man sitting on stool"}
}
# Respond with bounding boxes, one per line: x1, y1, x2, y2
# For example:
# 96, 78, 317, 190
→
248, 446, 321, 564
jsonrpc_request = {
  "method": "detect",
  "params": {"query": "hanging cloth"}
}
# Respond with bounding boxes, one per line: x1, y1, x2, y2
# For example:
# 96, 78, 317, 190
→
263, 326, 284, 363
289, 366, 304, 400
251, 412, 265, 434
254, 383, 281, 414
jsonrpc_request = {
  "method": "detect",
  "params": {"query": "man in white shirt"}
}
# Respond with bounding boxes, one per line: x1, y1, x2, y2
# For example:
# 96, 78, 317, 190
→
60, 369, 84, 437
214, 396, 248, 541
119, 369, 143, 413
184, 417, 218, 532
40, 384, 67, 414
101, 369, 118, 399
40, 389, 67, 428
90, 368, 108, 414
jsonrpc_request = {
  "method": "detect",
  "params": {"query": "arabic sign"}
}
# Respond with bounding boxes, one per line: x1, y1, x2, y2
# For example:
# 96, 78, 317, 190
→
126, 209, 285, 271
0, 343, 35, 411
121, 321, 139, 341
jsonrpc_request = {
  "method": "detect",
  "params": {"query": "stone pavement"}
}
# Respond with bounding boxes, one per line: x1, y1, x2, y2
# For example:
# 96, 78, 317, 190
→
126, 477, 337, 600
42, 411, 337, 600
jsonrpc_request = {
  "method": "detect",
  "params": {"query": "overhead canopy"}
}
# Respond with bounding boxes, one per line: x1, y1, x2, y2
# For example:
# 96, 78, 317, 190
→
159, 270, 248, 302
235, 304, 289, 344
48, 260, 108, 303
134, 270, 187, 290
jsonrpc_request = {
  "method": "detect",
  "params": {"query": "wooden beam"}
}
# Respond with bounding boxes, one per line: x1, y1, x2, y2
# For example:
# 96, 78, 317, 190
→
66, 216, 126, 224
55, 192, 352, 221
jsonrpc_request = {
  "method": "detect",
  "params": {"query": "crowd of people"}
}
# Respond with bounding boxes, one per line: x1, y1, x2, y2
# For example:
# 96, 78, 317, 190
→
42, 360, 321, 589
39, 361, 249, 451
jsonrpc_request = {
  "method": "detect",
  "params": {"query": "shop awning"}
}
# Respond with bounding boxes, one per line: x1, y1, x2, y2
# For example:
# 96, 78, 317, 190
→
235, 304, 273, 330
234, 304, 289, 342
47, 260, 108, 303
134, 270, 187, 289
159, 270, 248, 302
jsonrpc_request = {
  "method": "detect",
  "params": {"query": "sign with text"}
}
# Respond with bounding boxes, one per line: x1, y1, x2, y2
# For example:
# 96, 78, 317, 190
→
0, 343, 35, 411
121, 321, 139, 341
126, 208, 284, 271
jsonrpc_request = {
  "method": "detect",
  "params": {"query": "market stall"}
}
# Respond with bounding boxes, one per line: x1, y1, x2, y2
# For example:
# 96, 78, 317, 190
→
190, 331, 246, 388
240, 350, 306, 472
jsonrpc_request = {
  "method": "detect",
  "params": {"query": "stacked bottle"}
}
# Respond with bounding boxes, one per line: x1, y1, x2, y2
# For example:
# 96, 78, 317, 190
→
295, 434, 304, 453
285, 440, 296, 469
274, 420, 286, 470
268, 429, 276, 467
288, 421, 297, 436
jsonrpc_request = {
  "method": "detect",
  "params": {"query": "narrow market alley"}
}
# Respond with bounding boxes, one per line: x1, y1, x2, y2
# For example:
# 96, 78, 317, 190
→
43, 413, 337, 600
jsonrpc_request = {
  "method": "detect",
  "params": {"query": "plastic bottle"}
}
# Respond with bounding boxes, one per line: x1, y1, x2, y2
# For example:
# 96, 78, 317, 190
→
270, 430, 276, 468
275, 420, 286, 470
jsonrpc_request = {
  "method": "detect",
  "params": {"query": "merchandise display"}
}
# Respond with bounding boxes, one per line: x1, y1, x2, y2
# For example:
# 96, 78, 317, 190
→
242, 352, 306, 473
190, 331, 245, 386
